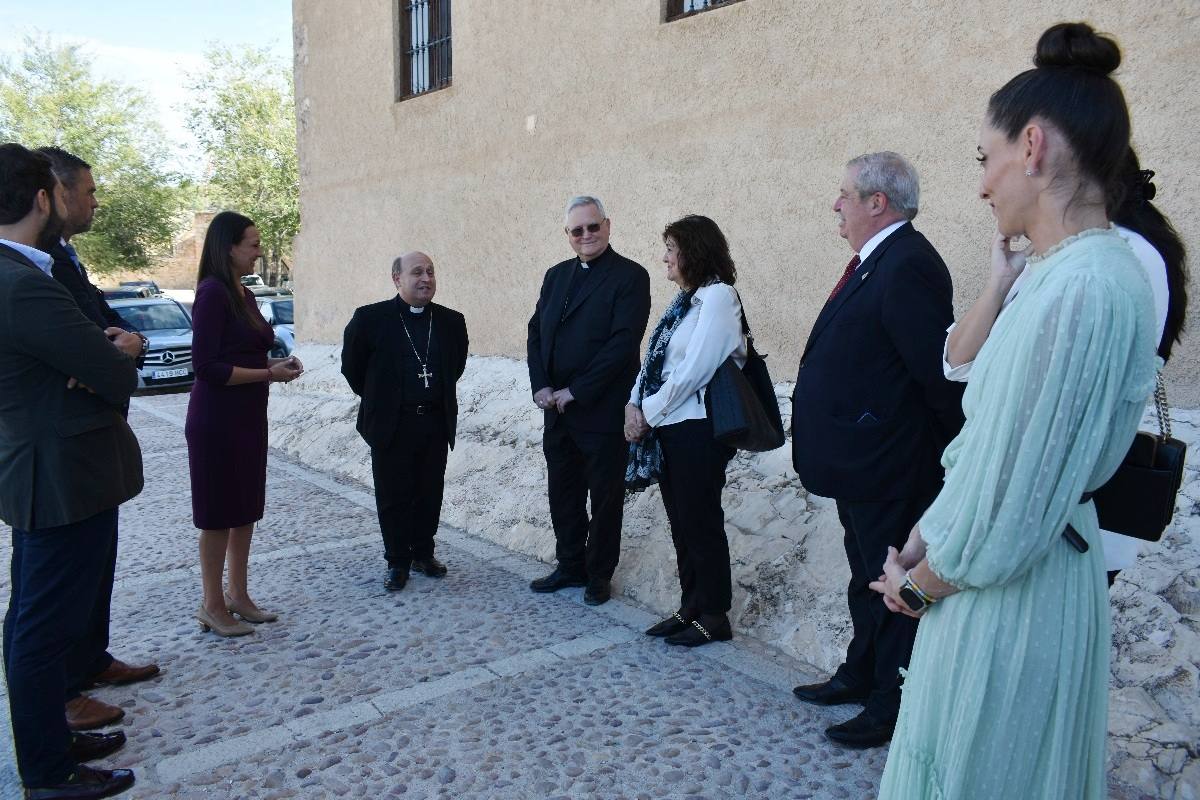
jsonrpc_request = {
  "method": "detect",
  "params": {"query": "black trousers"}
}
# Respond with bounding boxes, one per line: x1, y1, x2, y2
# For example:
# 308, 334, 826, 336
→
833, 489, 938, 722
4, 508, 117, 788
64, 511, 118, 697
543, 423, 626, 580
658, 417, 735, 615
371, 409, 448, 569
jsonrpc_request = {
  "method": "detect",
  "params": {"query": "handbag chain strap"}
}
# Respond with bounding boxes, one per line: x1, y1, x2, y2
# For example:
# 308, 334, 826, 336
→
1153, 372, 1172, 441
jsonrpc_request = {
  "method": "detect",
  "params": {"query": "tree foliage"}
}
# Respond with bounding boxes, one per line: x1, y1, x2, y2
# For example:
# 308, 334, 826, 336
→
186, 46, 298, 277
0, 38, 186, 274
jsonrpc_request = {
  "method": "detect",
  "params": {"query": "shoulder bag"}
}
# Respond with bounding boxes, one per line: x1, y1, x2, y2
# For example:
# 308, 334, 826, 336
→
1092, 374, 1187, 542
707, 292, 785, 452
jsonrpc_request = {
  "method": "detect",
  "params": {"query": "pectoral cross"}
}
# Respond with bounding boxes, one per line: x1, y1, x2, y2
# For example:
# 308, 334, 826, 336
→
417, 366, 433, 389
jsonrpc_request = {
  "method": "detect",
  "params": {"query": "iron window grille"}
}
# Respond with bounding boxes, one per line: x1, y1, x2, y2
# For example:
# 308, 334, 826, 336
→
398, 0, 452, 100
666, 0, 746, 21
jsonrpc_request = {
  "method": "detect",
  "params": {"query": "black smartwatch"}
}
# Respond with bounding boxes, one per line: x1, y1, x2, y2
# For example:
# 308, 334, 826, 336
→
899, 574, 934, 613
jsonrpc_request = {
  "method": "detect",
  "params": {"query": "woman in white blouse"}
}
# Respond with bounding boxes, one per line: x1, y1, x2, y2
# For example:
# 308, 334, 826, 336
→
944, 151, 1188, 584
625, 215, 747, 647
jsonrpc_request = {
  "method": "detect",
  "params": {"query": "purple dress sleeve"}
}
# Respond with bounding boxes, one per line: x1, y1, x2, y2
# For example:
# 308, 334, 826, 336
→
191, 278, 236, 386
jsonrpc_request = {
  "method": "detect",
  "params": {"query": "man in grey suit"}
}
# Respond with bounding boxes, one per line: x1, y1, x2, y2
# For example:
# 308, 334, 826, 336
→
0, 143, 140, 798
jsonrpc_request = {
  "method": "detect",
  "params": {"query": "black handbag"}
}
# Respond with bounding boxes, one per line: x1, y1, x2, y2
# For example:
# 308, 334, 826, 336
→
1092, 374, 1187, 542
707, 294, 785, 452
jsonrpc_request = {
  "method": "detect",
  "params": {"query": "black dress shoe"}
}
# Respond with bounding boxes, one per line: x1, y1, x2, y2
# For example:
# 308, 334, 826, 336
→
25, 764, 135, 799
583, 579, 610, 606
664, 615, 732, 647
68, 731, 127, 763
824, 709, 895, 748
529, 568, 587, 594
412, 557, 447, 578
791, 676, 871, 706
645, 611, 691, 637
384, 567, 409, 592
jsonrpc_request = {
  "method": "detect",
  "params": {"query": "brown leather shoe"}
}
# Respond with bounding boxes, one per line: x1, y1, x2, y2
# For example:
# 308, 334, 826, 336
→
91, 659, 160, 687
65, 696, 125, 731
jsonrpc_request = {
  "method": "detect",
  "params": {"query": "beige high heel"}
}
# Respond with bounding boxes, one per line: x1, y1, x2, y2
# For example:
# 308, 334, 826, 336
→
224, 592, 279, 624
197, 606, 255, 637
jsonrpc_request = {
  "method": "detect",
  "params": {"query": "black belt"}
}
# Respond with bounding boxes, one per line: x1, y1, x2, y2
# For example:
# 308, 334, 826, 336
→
1063, 492, 1095, 553
402, 403, 441, 415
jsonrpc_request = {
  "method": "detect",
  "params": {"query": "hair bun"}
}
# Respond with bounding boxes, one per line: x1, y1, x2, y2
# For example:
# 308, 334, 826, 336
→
1034, 22, 1121, 75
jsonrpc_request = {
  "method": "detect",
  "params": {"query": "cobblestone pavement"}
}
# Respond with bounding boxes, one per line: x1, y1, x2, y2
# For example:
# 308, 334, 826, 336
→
0, 393, 886, 799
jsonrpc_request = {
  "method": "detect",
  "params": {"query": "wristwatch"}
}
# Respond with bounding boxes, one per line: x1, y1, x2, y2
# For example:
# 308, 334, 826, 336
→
136, 332, 150, 356
899, 572, 935, 613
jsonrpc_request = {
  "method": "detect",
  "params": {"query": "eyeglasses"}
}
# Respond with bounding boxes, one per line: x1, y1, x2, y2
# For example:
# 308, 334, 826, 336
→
566, 220, 606, 238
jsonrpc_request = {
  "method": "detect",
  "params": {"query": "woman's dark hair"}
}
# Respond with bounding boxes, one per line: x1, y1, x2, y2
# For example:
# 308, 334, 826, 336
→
198, 210, 267, 330
987, 23, 1130, 211
1112, 151, 1189, 360
662, 215, 736, 289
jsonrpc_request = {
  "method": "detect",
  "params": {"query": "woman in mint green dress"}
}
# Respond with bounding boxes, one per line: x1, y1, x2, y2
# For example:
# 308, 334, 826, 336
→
869, 24, 1163, 800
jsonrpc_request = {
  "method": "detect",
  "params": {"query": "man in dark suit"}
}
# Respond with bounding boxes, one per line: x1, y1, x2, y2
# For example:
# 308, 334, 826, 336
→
0, 143, 139, 798
527, 196, 651, 606
36, 146, 160, 733
790, 152, 964, 748
342, 251, 469, 591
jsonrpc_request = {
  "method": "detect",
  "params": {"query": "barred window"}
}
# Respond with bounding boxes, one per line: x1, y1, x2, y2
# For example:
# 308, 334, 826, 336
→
666, 0, 746, 21
398, 0, 452, 100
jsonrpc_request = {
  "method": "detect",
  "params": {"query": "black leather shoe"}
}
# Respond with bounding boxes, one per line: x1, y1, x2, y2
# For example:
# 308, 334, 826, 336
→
68, 731, 126, 763
583, 579, 610, 606
25, 764, 135, 799
384, 567, 409, 592
412, 557, 447, 578
529, 568, 587, 594
824, 709, 895, 748
791, 676, 871, 706
665, 615, 732, 647
645, 611, 691, 637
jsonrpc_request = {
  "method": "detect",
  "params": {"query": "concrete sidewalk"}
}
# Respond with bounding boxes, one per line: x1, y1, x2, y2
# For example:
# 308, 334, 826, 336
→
0, 393, 886, 799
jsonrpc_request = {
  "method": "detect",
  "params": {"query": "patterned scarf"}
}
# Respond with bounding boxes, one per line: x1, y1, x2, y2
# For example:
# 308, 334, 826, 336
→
625, 288, 696, 491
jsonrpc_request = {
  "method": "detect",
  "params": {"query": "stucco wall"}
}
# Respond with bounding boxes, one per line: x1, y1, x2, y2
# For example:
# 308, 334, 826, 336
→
291, 0, 1199, 401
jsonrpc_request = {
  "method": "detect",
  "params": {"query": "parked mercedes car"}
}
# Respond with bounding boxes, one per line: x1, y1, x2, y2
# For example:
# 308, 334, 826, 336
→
108, 296, 195, 392
257, 296, 295, 357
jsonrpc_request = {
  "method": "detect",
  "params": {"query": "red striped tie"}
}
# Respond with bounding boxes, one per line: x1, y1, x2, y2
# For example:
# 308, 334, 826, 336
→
826, 255, 861, 304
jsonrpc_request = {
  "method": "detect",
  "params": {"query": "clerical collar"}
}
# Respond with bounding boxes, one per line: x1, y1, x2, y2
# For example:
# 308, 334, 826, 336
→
579, 244, 612, 270
408, 305, 426, 314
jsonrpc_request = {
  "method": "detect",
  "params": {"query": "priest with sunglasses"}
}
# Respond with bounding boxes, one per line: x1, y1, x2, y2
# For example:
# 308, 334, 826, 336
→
527, 196, 651, 606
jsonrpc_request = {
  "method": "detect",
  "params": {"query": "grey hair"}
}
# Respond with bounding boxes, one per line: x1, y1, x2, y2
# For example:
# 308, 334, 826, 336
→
391, 256, 404, 276
846, 151, 920, 221
563, 195, 606, 225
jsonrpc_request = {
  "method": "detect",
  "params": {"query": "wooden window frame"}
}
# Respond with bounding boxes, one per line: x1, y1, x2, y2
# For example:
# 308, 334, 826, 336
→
397, 0, 452, 102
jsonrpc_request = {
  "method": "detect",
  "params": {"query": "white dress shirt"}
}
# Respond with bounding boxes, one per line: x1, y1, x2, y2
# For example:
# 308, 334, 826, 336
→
941, 225, 1170, 571
632, 282, 748, 428
857, 220, 906, 264
0, 238, 53, 276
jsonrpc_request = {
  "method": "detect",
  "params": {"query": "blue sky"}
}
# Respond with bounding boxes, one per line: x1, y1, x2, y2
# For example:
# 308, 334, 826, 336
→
0, 0, 294, 173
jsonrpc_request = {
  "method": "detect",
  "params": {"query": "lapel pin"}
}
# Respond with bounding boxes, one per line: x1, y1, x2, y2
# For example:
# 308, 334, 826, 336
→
861, 272, 870, 281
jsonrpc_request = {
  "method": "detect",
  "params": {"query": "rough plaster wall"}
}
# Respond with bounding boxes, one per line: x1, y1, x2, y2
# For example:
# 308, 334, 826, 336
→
291, 0, 1200, 401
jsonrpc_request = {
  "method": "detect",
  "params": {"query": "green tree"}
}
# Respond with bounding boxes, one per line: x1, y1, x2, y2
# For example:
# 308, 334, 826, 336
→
186, 46, 298, 284
0, 38, 186, 274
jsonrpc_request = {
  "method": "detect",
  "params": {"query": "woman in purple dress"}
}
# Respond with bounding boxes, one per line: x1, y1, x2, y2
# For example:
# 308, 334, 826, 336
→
186, 212, 302, 637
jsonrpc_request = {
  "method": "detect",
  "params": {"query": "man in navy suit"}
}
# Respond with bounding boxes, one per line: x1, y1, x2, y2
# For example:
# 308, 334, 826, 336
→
37, 146, 161, 732
790, 152, 964, 748
527, 196, 650, 606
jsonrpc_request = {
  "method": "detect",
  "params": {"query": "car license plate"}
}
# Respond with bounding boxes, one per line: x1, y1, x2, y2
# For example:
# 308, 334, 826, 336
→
153, 368, 189, 379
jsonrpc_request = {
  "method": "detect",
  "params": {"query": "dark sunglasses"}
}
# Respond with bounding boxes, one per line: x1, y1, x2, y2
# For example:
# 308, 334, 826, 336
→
566, 220, 606, 238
